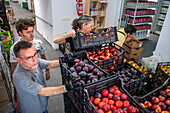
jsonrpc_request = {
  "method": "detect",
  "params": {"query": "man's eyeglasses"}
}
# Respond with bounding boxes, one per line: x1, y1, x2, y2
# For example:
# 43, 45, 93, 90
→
20, 52, 37, 61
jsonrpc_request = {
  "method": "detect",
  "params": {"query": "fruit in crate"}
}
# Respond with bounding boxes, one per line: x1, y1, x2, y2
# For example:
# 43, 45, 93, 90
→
91, 85, 139, 113
160, 65, 170, 76
68, 59, 106, 84
128, 60, 148, 73
87, 46, 119, 62
140, 85, 170, 112
114, 67, 138, 84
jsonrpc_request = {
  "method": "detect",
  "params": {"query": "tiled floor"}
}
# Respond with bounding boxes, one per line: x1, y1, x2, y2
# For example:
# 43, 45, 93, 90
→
1, 2, 159, 113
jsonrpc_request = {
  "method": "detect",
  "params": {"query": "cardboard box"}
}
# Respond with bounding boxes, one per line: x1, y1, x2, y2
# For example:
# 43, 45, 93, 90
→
123, 39, 143, 49
125, 47, 143, 62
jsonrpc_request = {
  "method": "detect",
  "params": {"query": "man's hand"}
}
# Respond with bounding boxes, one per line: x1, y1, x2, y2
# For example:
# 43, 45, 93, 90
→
64, 77, 80, 92
125, 37, 132, 42
46, 69, 50, 80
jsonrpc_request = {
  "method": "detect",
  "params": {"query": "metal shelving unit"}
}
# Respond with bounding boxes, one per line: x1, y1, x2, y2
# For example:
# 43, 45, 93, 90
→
0, 42, 16, 112
120, 0, 159, 40
154, 0, 170, 35
0, 0, 11, 32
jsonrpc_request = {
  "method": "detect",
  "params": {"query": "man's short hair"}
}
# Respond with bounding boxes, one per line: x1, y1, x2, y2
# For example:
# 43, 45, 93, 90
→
124, 25, 136, 35
13, 41, 33, 58
16, 18, 35, 36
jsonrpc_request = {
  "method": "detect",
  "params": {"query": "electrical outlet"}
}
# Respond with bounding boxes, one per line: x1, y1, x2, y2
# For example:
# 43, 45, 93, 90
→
61, 17, 70, 21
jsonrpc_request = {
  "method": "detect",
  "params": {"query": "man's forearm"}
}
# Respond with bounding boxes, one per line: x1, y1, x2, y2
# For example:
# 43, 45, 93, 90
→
38, 85, 67, 96
47, 60, 60, 69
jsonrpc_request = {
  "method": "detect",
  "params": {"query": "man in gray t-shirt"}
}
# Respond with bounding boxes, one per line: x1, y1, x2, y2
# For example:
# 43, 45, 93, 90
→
13, 41, 77, 113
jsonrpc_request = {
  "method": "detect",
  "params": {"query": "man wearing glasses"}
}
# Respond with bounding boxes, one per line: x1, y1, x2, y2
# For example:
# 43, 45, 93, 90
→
13, 41, 78, 113
10, 18, 50, 80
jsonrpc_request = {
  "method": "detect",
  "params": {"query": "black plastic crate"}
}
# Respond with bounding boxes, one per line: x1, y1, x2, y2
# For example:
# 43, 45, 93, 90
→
59, 51, 114, 88
79, 76, 145, 113
66, 27, 118, 52
64, 92, 82, 113
133, 78, 170, 113
86, 42, 125, 73
156, 62, 170, 78
109, 62, 145, 96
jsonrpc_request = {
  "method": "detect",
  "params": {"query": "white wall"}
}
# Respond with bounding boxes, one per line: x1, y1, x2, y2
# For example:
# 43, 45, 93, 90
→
34, 0, 121, 49
51, 0, 78, 49
34, 0, 53, 47
156, 7, 170, 61
105, 0, 122, 27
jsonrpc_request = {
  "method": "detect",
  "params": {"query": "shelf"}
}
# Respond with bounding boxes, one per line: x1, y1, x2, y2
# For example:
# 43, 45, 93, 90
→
154, 30, 161, 35
136, 29, 151, 32
157, 23, 163, 27
128, 22, 153, 25
158, 17, 165, 20
125, 6, 158, 9
99, 1, 108, 3
135, 36, 150, 40
90, 0, 98, 2
124, 14, 155, 17
162, 4, 170, 7
160, 11, 167, 14
98, 15, 105, 17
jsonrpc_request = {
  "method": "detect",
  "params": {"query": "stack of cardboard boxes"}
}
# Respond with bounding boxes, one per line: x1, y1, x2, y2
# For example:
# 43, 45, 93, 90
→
123, 39, 143, 62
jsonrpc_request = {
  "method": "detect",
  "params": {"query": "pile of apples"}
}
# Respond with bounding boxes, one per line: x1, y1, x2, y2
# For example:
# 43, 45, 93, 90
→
140, 85, 170, 113
68, 58, 107, 84
90, 85, 139, 113
87, 46, 122, 71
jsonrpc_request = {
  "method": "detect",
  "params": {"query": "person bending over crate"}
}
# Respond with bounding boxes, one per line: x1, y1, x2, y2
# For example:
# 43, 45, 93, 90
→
53, 15, 114, 44
12, 41, 79, 113
10, 18, 50, 80
115, 25, 137, 47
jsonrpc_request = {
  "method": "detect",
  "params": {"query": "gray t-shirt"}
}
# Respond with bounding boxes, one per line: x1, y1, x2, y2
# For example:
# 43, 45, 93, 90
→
13, 58, 49, 113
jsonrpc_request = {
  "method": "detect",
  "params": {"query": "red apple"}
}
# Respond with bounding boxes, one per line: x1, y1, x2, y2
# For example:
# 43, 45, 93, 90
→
123, 100, 130, 108
98, 102, 105, 109
152, 104, 162, 113
102, 104, 110, 112
113, 95, 120, 101
108, 87, 115, 94
90, 96, 94, 102
110, 105, 116, 111
98, 109, 104, 113
115, 100, 123, 108
151, 97, 159, 104
158, 95, 166, 102
108, 100, 114, 105
112, 85, 119, 90
107, 93, 114, 100
102, 89, 109, 97
128, 106, 136, 113
102, 97, 109, 104
112, 109, 121, 113
165, 100, 170, 106
120, 94, 127, 101
144, 101, 152, 109
158, 102, 167, 110
114, 90, 121, 96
